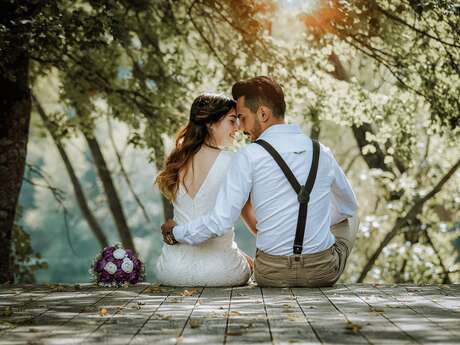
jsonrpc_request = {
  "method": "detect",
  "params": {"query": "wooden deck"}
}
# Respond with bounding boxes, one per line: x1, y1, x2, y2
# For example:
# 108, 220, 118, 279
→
0, 283, 459, 345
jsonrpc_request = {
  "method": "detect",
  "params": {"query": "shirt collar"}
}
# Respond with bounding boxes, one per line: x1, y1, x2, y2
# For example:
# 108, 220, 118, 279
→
258, 123, 302, 140
256, 123, 311, 153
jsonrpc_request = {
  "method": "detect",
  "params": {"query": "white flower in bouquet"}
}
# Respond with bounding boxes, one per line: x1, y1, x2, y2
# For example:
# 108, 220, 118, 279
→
104, 262, 117, 275
113, 248, 127, 259
121, 258, 134, 273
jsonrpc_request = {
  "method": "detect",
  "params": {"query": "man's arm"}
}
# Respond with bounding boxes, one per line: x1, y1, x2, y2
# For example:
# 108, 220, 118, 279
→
172, 150, 253, 245
329, 151, 358, 225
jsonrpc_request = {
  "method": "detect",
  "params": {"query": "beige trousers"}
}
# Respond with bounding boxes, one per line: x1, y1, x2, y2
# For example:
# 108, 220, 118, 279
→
254, 215, 359, 287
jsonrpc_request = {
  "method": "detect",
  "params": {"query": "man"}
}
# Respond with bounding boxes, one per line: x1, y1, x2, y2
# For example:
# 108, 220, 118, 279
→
161, 76, 359, 287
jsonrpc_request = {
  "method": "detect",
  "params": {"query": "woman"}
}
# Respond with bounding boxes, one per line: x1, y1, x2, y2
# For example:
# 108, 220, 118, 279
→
154, 93, 256, 286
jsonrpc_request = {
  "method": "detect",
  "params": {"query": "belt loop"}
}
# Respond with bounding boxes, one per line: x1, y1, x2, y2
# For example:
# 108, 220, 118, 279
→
287, 256, 292, 268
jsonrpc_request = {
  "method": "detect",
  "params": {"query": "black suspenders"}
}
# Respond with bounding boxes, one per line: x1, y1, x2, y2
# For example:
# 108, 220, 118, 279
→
255, 139, 320, 255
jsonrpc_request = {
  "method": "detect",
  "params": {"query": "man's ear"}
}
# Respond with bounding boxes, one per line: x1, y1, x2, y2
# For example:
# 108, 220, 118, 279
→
258, 106, 270, 123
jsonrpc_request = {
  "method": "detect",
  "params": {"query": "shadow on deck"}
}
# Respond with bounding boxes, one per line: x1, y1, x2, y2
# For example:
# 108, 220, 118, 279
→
0, 283, 459, 344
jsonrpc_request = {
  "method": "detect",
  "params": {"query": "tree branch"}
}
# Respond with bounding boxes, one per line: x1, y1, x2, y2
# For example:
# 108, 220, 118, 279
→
357, 157, 460, 282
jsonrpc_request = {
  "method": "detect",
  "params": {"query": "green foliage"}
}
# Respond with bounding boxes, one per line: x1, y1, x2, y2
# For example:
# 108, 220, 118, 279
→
14, 0, 460, 284
10, 222, 48, 284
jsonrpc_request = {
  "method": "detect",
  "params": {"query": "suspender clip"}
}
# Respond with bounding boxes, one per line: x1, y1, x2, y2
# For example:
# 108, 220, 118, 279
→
298, 186, 310, 204
293, 244, 303, 255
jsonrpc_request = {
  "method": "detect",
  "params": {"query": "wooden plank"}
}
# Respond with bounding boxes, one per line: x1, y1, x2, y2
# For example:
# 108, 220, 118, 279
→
262, 287, 320, 345
74, 284, 151, 344
78, 283, 173, 345
347, 284, 459, 345
323, 285, 416, 344
373, 284, 460, 337
225, 285, 272, 345
388, 284, 460, 315
129, 286, 204, 345
180, 287, 232, 344
0, 284, 96, 333
437, 284, 460, 296
0, 285, 118, 345
293, 286, 369, 344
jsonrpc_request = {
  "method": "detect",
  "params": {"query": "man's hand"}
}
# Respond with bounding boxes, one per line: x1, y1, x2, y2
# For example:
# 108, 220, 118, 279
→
161, 219, 178, 245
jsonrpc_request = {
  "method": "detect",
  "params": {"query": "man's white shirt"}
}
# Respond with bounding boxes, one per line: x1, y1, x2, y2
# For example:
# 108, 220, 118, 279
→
173, 124, 358, 256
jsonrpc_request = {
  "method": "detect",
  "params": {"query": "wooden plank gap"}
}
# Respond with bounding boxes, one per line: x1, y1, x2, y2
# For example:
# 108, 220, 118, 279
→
222, 286, 233, 345
259, 287, 275, 345
290, 288, 323, 344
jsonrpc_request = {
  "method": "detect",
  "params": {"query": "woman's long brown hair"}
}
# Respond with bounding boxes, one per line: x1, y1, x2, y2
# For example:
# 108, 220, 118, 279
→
155, 94, 236, 201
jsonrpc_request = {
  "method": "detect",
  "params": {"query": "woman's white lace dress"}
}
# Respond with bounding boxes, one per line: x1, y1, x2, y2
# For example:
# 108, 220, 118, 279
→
155, 151, 251, 286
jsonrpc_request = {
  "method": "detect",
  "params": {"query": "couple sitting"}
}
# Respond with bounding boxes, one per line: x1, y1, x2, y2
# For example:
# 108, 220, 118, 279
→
155, 76, 359, 287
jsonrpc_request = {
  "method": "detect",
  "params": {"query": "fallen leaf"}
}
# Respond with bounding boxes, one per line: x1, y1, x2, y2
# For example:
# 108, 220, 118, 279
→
406, 288, 421, 293
146, 284, 168, 293
178, 288, 200, 297
0, 306, 13, 317
345, 320, 362, 333
189, 319, 201, 328
287, 314, 301, 321
282, 309, 294, 313
99, 308, 108, 316
224, 311, 241, 317
369, 307, 384, 314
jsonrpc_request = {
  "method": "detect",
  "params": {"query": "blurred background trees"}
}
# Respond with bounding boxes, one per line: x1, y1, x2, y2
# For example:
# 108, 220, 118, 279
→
0, 0, 458, 284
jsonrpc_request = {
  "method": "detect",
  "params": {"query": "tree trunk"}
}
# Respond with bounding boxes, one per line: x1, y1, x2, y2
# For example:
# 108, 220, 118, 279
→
0, 50, 31, 284
33, 95, 109, 249
84, 134, 136, 252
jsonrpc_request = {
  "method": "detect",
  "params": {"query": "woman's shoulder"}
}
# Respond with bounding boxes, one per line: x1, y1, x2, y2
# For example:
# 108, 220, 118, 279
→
219, 148, 236, 160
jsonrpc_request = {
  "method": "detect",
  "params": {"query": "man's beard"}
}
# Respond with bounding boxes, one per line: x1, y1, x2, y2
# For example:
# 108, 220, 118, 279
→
247, 119, 262, 142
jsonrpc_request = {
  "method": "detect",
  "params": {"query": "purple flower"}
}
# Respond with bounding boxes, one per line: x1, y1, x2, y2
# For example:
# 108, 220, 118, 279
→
95, 259, 107, 273
100, 271, 113, 283
92, 245, 144, 286
128, 271, 139, 284
113, 259, 123, 268
114, 270, 128, 283
102, 246, 115, 256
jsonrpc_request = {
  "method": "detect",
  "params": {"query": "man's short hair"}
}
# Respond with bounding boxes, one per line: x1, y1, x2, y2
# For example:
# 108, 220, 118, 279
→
231, 76, 286, 118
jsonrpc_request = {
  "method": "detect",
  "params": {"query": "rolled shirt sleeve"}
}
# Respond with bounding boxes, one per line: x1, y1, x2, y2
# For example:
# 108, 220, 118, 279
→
173, 149, 253, 245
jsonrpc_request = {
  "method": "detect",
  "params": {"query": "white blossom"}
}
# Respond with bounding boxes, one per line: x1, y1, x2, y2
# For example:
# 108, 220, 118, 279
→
104, 262, 117, 275
113, 248, 126, 260
121, 258, 134, 274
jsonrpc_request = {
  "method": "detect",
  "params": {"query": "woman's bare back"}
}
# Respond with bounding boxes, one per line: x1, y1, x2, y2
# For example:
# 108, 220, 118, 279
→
180, 147, 221, 199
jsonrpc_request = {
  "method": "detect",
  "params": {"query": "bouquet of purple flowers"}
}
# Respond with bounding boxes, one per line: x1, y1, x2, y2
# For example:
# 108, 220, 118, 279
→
90, 244, 145, 287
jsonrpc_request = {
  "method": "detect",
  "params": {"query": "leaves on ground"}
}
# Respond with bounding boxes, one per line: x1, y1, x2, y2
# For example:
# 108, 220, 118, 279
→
369, 306, 385, 314
224, 311, 241, 317
189, 319, 201, 328
225, 329, 243, 336
99, 308, 108, 316
177, 288, 200, 297
287, 314, 302, 321
345, 320, 362, 333
0, 306, 13, 317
